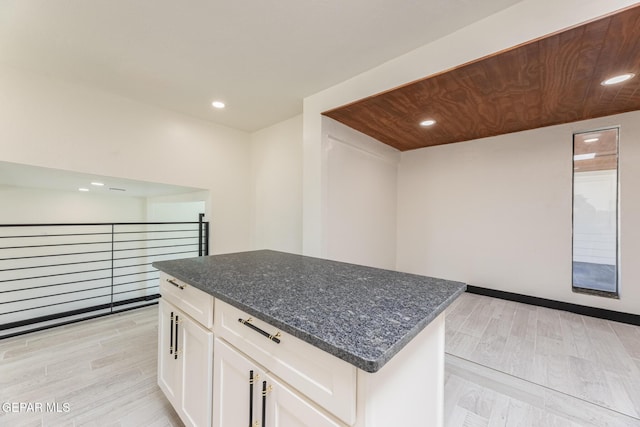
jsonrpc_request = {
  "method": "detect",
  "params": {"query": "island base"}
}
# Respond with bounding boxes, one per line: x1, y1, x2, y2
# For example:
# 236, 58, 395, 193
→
355, 313, 444, 427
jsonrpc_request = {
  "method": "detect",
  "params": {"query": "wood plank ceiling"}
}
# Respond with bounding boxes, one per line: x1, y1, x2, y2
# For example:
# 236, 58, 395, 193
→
322, 5, 640, 152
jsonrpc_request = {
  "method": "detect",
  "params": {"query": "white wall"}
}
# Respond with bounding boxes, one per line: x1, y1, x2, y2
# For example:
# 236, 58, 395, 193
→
303, 0, 638, 260
0, 65, 252, 254
397, 110, 640, 315
250, 115, 303, 254
323, 118, 399, 269
0, 185, 146, 223
146, 191, 208, 223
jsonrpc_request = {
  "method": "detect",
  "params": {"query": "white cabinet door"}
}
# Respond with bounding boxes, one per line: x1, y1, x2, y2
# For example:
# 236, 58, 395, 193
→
215, 300, 356, 424
214, 338, 345, 427
213, 338, 266, 427
159, 299, 214, 427
158, 299, 181, 405
180, 311, 214, 427
267, 374, 344, 427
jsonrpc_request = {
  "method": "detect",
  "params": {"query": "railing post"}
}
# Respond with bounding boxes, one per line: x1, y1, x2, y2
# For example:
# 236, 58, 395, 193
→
198, 213, 204, 256
205, 221, 209, 256
110, 224, 115, 313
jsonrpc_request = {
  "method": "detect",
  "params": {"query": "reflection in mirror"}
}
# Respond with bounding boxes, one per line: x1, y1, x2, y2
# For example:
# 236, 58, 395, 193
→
572, 128, 618, 296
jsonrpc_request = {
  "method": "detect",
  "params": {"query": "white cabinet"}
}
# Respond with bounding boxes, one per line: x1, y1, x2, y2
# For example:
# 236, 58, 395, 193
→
213, 338, 343, 427
214, 299, 356, 424
213, 337, 266, 427
180, 309, 214, 427
157, 269, 447, 427
159, 273, 213, 328
158, 299, 181, 404
213, 299, 446, 427
158, 298, 213, 427
267, 373, 343, 427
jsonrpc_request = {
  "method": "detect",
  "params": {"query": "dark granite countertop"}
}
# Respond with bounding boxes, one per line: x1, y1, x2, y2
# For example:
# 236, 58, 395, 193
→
153, 250, 466, 373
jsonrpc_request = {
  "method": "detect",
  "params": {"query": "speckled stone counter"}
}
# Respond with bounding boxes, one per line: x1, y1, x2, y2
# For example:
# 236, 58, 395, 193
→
153, 250, 465, 373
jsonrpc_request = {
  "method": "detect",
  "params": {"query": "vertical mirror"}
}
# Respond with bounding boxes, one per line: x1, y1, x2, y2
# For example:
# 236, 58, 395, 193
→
572, 128, 619, 296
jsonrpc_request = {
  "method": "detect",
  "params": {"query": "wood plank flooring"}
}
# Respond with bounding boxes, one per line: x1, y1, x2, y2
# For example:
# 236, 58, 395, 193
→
1, 294, 639, 426
446, 293, 640, 425
445, 355, 640, 427
0, 308, 182, 427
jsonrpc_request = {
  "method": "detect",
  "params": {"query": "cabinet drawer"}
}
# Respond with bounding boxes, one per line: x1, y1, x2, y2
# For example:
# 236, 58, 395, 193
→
160, 272, 214, 329
215, 299, 356, 425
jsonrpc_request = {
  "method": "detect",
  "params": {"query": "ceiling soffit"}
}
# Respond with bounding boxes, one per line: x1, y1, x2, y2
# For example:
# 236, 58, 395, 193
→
322, 5, 640, 151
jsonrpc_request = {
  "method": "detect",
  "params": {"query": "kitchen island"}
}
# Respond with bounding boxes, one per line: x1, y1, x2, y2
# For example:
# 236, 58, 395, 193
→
153, 250, 466, 427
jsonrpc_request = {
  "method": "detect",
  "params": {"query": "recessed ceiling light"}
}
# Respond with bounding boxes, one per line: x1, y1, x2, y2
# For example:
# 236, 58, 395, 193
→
211, 101, 226, 109
601, 73, 635, 86
420, 119, 436, 127
78, 188, 89, 192
91, 182, 104, 186
574, 153, 596, 161
584, 138, 599, 143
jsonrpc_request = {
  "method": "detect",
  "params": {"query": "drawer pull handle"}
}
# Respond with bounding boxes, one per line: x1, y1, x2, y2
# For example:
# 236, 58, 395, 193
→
167, 278, 185, 290
174, 315, 180, 360
249, 370, 254, 426
169, 311, 174, 354
261, 381, 267, 427
238, 318, 281, 344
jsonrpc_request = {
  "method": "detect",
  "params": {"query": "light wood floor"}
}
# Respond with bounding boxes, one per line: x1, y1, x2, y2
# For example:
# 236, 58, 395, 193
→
446, 293, 640, 423
1, 295, 639, 426
0, 308, 182, 427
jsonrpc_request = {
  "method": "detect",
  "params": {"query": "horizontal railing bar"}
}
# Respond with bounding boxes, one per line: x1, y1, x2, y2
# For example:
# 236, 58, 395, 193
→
0, 232, 112, 239
0, 271, 159, 295
113, 243, 198, 252
113, 277, 158, 287
0, 241, 112, 251
0, 274, 159, 295
112, 286, 158, 297
0, 295, 160, 332
0, 242, 196, 263
113, 270, 158, 279
0, 276, 111, 294
113, 229, 199, 235
124, 295, 159, 305
0, 249, 111, 261
0, 222, 201, 227
113, 250, 198, 263
0, 258, 111, 271
0, 285, 160, 311
0, 267, 112, 284
113, 243, 198, 254
0, 229, 199, 242
2, 294, 114, 315
1, 285, 112, 305
0, 229, 200, 240
112, 236, 198, 244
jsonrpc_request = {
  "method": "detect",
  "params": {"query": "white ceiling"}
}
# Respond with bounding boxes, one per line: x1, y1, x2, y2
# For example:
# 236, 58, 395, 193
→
0, 0, 523, 132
